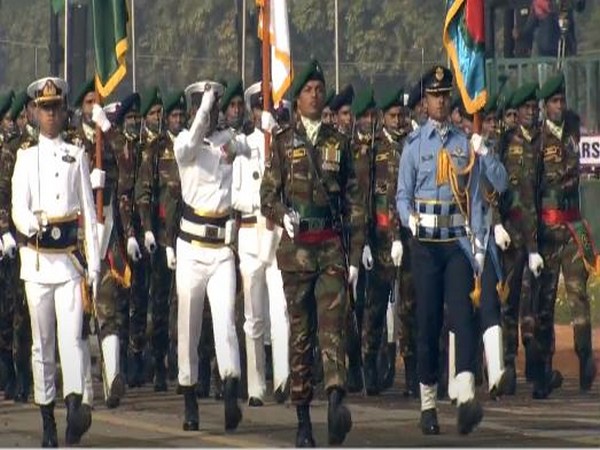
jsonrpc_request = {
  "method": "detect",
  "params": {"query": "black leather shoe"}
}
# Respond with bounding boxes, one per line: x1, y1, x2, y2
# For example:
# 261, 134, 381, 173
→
65, 393, 88, 445
224, 378, 242, 431
248, 397, 264, 407
327, 388, 352, 446
420, 408, 440, 435
273, 379, 289, 404
40, 402, 58, 448
296, 405, 316, 447
182, 386, 199, 431
106, 374, 125, 409
457, 399, 483, 435
490, 369, 511, 400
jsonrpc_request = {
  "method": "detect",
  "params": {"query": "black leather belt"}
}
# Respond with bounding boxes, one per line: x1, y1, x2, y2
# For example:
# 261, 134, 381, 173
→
26, 219, 79, 250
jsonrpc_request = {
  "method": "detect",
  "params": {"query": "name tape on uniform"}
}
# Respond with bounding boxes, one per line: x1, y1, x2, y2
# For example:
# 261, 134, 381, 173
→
579, 135, 600, 166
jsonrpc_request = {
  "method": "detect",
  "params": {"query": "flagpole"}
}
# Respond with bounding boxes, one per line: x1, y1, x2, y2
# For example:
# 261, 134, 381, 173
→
131, 0, 137, 92
241, 0, 246, 86
63, 0, 68, 81
261, 0, 273, 230
334, 0, 339, 92
95, 91, 104, 222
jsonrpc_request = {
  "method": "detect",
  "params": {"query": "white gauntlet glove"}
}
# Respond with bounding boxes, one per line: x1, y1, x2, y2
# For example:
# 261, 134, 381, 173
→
144, 231, 157, 254
127, 237, 142, 262
390, 240, 403, 267
199, 87, 216, 116
528, 252, 544, 278
470, 133, 489, 156
348, 265, 359, 299
474, 252, 485, 276
494, 224, 511, 251
283, 210, 300, 239
408, 214, 418, 237
89, 168, 106, 190
92, 104, 112, 133
165, 246, 177, 270
261, 111, 278, 133
361, 245, 374, 270
88, 270, 100, 298
2, 232, 17, 259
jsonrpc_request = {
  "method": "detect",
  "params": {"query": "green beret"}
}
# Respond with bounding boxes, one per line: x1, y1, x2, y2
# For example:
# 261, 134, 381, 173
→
538, 73, 565, 101
330, 84, 354, 112
220, 78, 244, 112
483, 92, 499, 115
377, 87, 404, 112
140, 86, 162, 117
9, 90, 28, 121
510, 82, 538, 109
72, 79, 94, 107
324, 89, 336, 108
351, 87, 376, 117
290, 59, 325, 99
0, 91, 14, 117
163, 90, 186, 115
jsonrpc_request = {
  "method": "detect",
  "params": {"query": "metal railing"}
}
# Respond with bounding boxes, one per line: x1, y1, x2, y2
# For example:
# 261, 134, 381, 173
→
486, 53, 600, 132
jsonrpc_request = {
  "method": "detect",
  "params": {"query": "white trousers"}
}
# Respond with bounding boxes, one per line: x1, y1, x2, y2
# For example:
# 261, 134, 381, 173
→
25, 279, 84, 405
81, 338, 94, 406
176, 240, 241, 386
239, 245, 289, 399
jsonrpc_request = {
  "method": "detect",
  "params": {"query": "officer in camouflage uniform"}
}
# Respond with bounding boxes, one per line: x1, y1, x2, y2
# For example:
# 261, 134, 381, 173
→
260, 59, 363, 447
533, 73, 596, 397
497, 82, 545, 394
67, 79, 128, 408
360, 87, 416, 396
135, 89, 185, 392
0, 90, 35, 402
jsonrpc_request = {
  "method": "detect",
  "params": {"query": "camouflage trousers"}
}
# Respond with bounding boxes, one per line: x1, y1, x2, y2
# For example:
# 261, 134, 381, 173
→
501, 245, 535, 364
282, 266, 348, 405
396, 237, 417, 361
95, 259, 128, 339
361, 260, 393, 362
0, 256, 31, 371
536, 225, 591, 360
128, 255, 150, 354
147, 247, 173, 359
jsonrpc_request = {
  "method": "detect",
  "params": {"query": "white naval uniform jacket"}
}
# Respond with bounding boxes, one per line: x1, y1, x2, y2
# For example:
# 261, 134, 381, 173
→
11, 134, 100, 284
174, 109, 246, 219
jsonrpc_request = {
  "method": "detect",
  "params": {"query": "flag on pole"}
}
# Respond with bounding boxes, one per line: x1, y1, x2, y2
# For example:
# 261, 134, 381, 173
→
91, 0, 129, 98
257, 0, 293, 104
443, 0, 487, 114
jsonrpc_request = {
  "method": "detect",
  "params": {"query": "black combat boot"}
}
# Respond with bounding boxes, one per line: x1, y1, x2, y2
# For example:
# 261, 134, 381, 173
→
153, 355, 168, 392
420, 408, 440, 435
65, 393, 88, 445
503, 361, 517, 395
0, 350, 16, 400
273, 377, 289, 404
223, 377, 242, 431
524, 346, 536, 383
457, 399, 483, 435
327, 388, 352, 446
40, 402, 58, 448
532, 357, 560, 400
167, 342, 178, 381
182, 385, 199, 431
127, 351, 144, 388
380, 343, 397, 391
403, 356, 419, 398
14, 358, 31, 403
364, 354, 379, 396
106, 374, 125, 409
575, 324, 596, 392
295, 405, 316, 447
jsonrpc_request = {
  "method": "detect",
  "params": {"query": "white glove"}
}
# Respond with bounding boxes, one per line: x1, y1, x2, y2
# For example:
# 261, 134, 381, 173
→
88, 270, 100, 298
199, 87, 217, 116
361, 245, 374, 270
348, 265, 359, 299
474, 252, 485, 276
0, 239, 3, 260
408, 213, 418, 237
144, 231, 157, 254
283, 210, 300, 239
391, 240, 403, 267
89, 168, 106, 190
33, 210, 48, 233
127, 237, 142, 262
528, 252, 544, 278
2, 232, 17, 259
261, 111, 277, 133
470, 133, 489, 156
92, 104, 112, 133
494, 224, 511, 251
166, 246, 177, 270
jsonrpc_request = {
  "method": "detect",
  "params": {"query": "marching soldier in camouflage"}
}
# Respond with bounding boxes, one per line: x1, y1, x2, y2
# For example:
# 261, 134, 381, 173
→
260, 59, 363, 447
0, 90, 35, 403
67, 79, 128, 408
135, 89, 186, 392
330, 84, 354, 138
497, 82, 544, 393
533, 73, 596, 397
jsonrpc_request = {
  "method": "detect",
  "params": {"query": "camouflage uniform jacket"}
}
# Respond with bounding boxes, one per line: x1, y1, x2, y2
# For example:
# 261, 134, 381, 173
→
498, 124, 541, 252
135, 131, 182, 248
260, 120, 365, 271
0, 130, 37, 237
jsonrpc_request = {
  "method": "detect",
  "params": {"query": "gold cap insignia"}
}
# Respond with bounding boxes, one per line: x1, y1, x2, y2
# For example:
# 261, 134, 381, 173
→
435, 67, 444, 81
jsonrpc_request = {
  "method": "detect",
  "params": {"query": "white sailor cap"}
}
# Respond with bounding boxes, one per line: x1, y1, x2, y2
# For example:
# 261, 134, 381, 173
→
27, 77, 68, 105
103, 102, 121, 114
244, 82, 262, 112
184, 80, 225, 109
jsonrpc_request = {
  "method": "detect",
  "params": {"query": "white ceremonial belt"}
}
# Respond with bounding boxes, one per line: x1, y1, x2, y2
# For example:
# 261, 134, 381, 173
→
417, 213, 466, 229
180, 218, 226, 240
